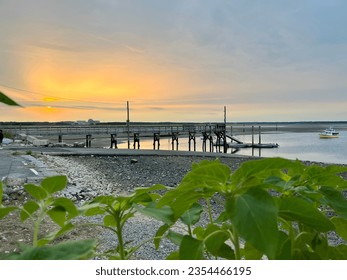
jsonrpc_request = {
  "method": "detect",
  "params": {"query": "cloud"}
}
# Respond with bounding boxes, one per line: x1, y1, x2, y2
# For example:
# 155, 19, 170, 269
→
1, 0, 347, 122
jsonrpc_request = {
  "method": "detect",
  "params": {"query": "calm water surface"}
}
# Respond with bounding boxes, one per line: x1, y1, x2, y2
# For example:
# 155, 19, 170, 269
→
62, 131, 347, 165
108, 131, 346, 165
236, 131, 347, 164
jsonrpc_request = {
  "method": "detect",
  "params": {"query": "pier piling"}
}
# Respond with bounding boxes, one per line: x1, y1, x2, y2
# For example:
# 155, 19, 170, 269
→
153, 133, 160, 150
202, 131, 213, 152
110, 133, 118, 149
86, 134, 92, 148
133, 133, 140, 149
188, 132, 196, 151
171, 133, 179, 150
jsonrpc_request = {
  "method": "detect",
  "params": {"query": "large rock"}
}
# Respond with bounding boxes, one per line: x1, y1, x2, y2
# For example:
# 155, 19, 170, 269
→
2, 138, 13, 145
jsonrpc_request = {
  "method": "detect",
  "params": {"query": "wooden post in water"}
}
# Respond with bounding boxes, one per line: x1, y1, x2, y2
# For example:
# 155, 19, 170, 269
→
133, 133, 140, 149
252, 126, 254, 146
153, 133, 160, 150
188, 132, 196, 151
110, 133, 118, 149
171, 133, 179, 150
86, 134, 92, 148
259, 126, 261, 144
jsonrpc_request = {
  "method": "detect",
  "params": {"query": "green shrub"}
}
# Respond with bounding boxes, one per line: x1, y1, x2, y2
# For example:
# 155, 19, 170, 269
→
137, 158, 347, 260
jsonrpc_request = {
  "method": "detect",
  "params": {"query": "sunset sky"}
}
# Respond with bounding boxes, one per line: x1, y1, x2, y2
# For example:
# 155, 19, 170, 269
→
1, 0, 347, 123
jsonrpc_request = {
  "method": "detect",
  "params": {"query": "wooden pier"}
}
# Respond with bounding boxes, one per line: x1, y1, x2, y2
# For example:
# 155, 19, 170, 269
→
4, 123, 279, 153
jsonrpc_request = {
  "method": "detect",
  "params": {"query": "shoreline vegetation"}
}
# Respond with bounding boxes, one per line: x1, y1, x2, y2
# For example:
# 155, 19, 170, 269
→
1, 148, 347, 259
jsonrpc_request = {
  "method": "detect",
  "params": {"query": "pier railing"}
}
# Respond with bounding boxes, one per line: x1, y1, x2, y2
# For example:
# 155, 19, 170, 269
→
2, 123, 219, 137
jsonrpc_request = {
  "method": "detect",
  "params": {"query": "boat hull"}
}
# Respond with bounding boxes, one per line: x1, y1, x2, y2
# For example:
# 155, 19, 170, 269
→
319, 134, 339, 139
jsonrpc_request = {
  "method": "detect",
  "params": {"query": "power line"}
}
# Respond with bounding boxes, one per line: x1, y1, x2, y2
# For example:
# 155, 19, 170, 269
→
0, 83, 125, 105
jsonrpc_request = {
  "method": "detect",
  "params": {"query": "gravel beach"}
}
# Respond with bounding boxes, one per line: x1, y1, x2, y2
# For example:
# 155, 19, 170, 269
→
1, 151, 252, 259
42, 153, 252, 259
1, 151, 346, 259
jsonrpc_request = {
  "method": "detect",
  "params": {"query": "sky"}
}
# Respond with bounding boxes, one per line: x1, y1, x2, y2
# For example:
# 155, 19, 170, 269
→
1, 0, 347, 123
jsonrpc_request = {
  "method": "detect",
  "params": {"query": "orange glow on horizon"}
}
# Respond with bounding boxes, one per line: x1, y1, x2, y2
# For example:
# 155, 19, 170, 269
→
24, 48, 195, 106
13, 46, 232, 122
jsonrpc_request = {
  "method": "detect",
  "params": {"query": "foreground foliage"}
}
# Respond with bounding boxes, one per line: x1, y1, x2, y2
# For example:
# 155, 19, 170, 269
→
1, 157, 347, 259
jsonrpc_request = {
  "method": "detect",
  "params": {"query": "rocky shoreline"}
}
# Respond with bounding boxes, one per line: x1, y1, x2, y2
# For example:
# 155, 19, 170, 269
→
1, 152, 252, 259
42, 154, 252, 260
1, 152, 346, 259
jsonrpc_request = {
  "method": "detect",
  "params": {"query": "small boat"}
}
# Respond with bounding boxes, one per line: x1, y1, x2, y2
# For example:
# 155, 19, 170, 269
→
319, 127, 339, 139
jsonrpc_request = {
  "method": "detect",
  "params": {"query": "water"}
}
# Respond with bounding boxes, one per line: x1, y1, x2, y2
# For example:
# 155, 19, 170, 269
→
53, 131, 347, 165
115, 131, 347, 165
235, 131, 347, 164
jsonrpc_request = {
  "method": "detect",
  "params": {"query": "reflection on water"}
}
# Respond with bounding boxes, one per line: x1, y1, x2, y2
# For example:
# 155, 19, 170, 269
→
54, 131, 347, 164
235, 131, 347, 164
114, 131, 347, 164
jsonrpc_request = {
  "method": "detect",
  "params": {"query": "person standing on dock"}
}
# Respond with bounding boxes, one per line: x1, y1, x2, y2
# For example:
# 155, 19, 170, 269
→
0, 129, 3, 148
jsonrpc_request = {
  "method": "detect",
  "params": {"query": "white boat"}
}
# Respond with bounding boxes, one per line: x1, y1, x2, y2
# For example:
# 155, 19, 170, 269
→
319, 127, 339, 139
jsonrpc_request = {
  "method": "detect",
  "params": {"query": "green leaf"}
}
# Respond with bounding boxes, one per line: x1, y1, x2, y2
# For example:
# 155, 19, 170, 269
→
154, 224, 170, 250
204, 230, 235, 259
331, 217, 347, 241
279, 197, 334, 232
275, 231, 292, 260
166, 251, 180, 260
41, 176, 67, 194
90, 195, 117, 208
327, 244, 347, 259
180, 203, 203, 226
171, 192, 211, 221
158, 160, 231, 213
227, 187, 279, 259
303, 165, 347, 190
20, 201, 40, 222
52, 197, 78, 219
231, 157, 303, 190
24, 184, 47, 200
0, 206, 18, 219
79, 203, 106, 216
133, 184, 167, 197
104, 214, 117, 227
181, 159, 231, 191
242, 242, 263, 260
134, 202, 175, 225
37, 222, 75, 246
319, 186, 347, 218
9, 240, 95, 260
167, 230, 184, 246
0, 91, 21, 106
47, 206, 66, 227
179, 235, 204, 260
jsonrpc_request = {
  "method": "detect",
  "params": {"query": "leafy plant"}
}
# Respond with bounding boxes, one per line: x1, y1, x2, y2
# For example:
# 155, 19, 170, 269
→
1, 158, 347, 260
137, 158, 347, 260
80, 184, 166, 259
0, 176, 95, 259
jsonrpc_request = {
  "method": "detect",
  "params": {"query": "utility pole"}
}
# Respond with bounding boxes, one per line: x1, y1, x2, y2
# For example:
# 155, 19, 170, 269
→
127, 101, 130, 149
